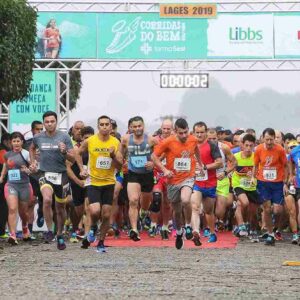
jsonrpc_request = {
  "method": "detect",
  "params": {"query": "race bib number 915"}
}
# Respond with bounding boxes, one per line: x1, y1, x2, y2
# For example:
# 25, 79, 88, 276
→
263, 168, 277, 181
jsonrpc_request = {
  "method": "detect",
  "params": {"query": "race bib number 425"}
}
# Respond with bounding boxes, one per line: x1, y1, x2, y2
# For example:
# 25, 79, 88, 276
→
174, 158, 191, 172
96, 157, 112, 170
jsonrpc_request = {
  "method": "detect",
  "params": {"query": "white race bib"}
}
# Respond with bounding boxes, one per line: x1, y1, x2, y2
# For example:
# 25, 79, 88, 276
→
96, 157, 112, 170
174, 158, 191, 172
45, 172, 62, 185
263, 168, 277, 181
240, 177, 252, 188
8, 169, 21, 181
195, 169, 208, 181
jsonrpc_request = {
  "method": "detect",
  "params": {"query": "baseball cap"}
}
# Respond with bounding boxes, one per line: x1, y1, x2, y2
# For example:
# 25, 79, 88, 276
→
288, 140, 298, 148
216, 126, 225, 133
111, 119, 117, 128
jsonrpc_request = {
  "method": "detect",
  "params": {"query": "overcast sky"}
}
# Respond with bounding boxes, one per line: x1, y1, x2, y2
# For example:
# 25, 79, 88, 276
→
69, 71, 300, 135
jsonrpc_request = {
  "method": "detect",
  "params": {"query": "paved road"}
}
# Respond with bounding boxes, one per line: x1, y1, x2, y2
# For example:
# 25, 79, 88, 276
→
0, 236, 300, 299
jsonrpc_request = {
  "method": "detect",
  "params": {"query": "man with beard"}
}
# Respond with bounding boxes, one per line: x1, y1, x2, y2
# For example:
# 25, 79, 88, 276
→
121, 116, 157, 241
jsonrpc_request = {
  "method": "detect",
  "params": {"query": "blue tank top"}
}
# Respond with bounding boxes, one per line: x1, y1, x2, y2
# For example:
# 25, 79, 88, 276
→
128, 134, 152, 174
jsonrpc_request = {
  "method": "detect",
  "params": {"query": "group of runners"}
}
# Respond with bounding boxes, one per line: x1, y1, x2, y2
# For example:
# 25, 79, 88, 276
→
1, 111, 300, 252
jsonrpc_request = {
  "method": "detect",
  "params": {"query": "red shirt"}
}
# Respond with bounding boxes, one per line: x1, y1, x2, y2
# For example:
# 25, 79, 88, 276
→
194, 141, 221, 188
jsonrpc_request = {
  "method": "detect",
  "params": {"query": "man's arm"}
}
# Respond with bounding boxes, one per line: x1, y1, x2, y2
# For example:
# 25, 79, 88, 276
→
110, 143, 123, 170
74, 140, 88, 177
66, 160, 85, 188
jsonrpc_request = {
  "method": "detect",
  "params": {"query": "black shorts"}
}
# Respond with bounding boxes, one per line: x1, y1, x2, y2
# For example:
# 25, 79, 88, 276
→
39, 171, 70, 203
30, 176, 43, 202
70, 182, 86, 207
87, 184, 114, 206
118, 173, 129, 206
288, 188, 300, 201
127, 171, 154, 193
233, 187, 260, 204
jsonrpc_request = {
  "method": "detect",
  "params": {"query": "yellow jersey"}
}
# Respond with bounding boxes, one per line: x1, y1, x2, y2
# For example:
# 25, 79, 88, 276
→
87, 134, 120, 186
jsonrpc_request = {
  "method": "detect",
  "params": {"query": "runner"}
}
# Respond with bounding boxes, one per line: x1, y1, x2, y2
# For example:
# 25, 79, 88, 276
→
66, 120, 86, 243
121, 116, 157, 241
29, 111, 74, 250
76, 115, 123, 253
191, 122, 223, 245
207, 128, 236, 232
152, 118, 204, 249
232, 134, 260, 241
287, 140, 300, 244
24, 121, 44, 231
252, 128, 288, 245
149, 118, 173, 240
0, 132, 33, 245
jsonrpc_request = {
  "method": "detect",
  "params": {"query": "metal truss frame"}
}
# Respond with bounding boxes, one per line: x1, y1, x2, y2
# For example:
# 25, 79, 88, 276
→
34, 59, 300, 72
0, 103, 9, 136
28, 1, 300, 13
57, 71, 70, 131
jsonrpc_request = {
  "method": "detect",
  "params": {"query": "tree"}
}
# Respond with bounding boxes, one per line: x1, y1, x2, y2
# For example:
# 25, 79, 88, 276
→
0, 0, 37, 105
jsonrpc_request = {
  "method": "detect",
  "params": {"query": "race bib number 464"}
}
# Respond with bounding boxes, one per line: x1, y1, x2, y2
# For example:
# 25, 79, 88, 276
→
174, 158, 191, 172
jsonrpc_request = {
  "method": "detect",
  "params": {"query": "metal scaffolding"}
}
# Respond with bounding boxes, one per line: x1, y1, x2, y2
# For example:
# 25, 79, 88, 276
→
28, 1, 300, 13
34, 59, 300, 72
56, 71, 70, 132
3, 1, 299, 133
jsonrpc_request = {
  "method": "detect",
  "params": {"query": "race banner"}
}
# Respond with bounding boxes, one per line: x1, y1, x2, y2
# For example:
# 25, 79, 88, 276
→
33, 11, 300, 60
207, 13, 274, 59
274, 13, 300, 58
98, 13, 208, 59
9, 71, 57, 134
35, 12, 97, 59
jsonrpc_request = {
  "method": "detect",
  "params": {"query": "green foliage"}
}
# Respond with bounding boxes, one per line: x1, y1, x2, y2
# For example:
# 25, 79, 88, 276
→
0, 0, 37, 105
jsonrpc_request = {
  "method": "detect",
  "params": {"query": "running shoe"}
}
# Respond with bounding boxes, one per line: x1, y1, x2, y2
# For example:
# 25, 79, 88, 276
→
112, 225, 120, 239
175, 233, 184, 250
44, 231, 55, 244
264, 234, 275, 246
192, 232, 202, 247
249, 231, 259, 243
292, 233, 299, 245
259, 231, 269, 241
185, 226, 193, 240
57, 235, 66, 250
22, 227, 33, 241
233, 226, 240, 237
129, 229, 140, 242
239, 225, 248, 237
0, 233, 9, 239
274, 230, 283, 241
37, 215, 44, 228
148, 226, 157, 237
208, 233, 217, 243
143, 216, 151, 230
160, 229, 169, 240
87, 230, 96, 243
70, 232, 79, 243
8, 234, 18, 246
217, 221, 225, 232
81, 237, 90, 249
96, 241, 106, 253
203, 228, 210, 237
